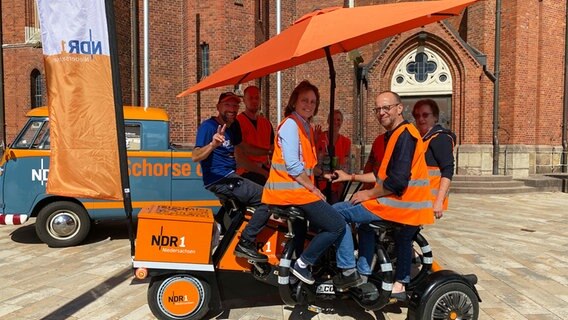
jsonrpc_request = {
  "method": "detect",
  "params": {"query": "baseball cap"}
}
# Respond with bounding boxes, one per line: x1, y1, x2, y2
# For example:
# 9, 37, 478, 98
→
218, 92, 241, 104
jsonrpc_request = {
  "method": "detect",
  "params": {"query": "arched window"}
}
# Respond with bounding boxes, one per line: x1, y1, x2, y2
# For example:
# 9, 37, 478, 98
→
30, 69, 44, 108
391, 47, 453, 128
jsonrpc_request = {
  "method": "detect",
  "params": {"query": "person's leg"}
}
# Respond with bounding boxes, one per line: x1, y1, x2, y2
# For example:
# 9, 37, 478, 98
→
290, 200, 345, 284
226, 173, 271, 262
332, 201, 357, 270
297, 200, 345, 265
332, 202, 381, 277
356, 223, 376, 279
392, 225, 420, 299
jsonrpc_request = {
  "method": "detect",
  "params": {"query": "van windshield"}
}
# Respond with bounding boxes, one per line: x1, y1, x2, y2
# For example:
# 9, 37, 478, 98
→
12, 120, 141, 151
13, 119, 50, 149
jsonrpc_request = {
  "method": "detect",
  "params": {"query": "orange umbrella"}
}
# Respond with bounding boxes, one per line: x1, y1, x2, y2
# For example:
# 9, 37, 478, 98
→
179, 0, 479, 198
178, 0, 479, 96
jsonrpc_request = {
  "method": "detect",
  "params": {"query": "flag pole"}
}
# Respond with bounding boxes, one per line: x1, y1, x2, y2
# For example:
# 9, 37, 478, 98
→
0, 0, 6, 150
104, 0, 135, 256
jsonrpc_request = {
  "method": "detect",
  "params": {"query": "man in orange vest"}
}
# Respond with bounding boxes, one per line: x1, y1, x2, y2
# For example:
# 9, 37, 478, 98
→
193, 92, 271, 262
236, 85, 274, 185
328, 91, 434, 301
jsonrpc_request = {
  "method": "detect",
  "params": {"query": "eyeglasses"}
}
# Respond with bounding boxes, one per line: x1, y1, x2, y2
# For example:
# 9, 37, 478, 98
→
413, 112, 432, 119
373, 103, 399, 114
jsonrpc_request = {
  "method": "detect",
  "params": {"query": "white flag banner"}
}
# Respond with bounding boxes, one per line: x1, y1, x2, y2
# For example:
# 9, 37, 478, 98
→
37, 0, 122, 200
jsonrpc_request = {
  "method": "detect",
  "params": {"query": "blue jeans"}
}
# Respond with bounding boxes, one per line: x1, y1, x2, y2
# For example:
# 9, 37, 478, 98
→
394, 225, 420, 283
332, 201, 381, 275
206, 173, 271, 243
332, 201, 420, 283
296, 200, 345, 266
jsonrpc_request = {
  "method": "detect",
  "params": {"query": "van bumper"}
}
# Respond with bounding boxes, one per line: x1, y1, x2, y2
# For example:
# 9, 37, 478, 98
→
0, 214, 29, 225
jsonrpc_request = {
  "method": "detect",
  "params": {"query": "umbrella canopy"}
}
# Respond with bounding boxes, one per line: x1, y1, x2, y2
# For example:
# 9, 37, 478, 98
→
178, 0, 479, 96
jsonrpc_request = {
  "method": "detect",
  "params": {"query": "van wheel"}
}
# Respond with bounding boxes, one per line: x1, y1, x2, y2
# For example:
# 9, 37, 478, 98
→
35, 201, 91, 247
148, 274, 210, 320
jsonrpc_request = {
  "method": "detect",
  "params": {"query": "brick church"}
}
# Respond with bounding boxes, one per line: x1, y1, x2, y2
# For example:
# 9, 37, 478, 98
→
2, 0, 567, 177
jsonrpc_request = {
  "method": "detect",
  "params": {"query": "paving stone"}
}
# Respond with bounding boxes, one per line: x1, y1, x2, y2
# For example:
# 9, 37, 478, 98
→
1, 192, 567, 319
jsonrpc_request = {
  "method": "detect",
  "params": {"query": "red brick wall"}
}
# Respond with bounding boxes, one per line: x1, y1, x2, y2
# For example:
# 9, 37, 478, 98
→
2, 0, 567, 151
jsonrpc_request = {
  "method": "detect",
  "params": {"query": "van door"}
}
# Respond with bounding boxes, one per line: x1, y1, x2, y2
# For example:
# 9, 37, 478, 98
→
2, 118, 51, 216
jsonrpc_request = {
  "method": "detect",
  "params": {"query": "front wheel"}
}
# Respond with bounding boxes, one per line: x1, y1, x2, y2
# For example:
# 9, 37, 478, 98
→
35, 201, 91, 247
420, 282, 479, 320
148, 274, 211, 320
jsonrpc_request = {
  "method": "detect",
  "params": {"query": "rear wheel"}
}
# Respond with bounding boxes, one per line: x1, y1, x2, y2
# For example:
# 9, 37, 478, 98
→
420, 282, 479, 320
148, 274, 211, 320
35, 201, 91, 247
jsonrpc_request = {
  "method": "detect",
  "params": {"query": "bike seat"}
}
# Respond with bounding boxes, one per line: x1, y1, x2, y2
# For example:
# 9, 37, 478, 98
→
269, 205, 305, 220
368, 220, 401, 230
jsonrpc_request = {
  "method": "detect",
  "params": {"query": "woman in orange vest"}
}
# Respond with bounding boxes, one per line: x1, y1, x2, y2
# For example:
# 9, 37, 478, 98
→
315, 109, 352, 203
262, 80, 346, 286
328, 91, 434, 300
413, 99, 456, 219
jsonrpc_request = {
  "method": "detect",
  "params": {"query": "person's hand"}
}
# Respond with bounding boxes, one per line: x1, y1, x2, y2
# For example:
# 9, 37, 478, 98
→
323, 169, 348, 182
350, 189, 374, 205
315, 124, 323, 136
311, 187, 326, 201
433, 199, 444, 219
211, 125, 226, 148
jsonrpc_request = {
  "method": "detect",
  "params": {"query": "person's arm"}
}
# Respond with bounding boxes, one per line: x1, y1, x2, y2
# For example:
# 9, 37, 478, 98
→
434, 177, 451, 218
382, 129, 416, 196
350, 180, 392, 204
429, 134, 455, 218
328, 169, 376, 184
192, 124, 226, 163
279, 119, 325, 201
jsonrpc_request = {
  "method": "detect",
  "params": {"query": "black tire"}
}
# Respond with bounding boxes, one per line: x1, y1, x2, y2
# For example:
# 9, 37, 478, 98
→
420, 281, 479, 320
148, 274, 211, 320
35, 201, 91, 247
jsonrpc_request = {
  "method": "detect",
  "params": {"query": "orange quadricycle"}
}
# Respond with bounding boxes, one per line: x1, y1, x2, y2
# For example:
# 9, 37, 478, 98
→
132, 199, 481, 320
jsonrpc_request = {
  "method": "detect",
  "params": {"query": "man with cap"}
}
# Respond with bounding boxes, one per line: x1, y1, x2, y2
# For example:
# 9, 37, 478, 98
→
193, 92, 271, 262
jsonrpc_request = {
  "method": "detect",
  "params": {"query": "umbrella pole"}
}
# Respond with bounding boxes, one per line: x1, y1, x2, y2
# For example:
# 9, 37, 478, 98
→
324, 47, 335, 201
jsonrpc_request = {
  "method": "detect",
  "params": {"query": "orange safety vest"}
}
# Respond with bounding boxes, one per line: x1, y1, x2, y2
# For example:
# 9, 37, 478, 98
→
262, 114, 320, 205
362, 123, 434, 226
423, 132, 455, 210
236, 113, 273, 175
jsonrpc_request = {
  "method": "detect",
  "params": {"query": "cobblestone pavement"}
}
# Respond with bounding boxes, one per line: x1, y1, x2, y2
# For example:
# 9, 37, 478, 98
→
1, 192, 567, 320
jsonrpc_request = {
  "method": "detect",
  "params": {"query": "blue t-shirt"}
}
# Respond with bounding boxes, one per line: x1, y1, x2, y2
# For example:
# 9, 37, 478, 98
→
195, 117, 242, 186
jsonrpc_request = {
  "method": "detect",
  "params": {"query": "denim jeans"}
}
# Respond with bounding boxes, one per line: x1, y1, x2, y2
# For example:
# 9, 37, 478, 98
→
332, 201, 420, 282
206, 173, 271, 243
296, 200, 345, 266
332, 201, 381, 275
394, 225, 419, 283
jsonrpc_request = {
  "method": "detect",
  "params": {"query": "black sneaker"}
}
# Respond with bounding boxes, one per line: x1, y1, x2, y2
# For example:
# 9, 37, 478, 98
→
333, 270, 363, 291
290, 262, 315, 284
234, 239, 268, 262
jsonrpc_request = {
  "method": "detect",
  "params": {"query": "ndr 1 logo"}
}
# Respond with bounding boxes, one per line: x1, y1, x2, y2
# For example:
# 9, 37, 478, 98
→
62, 29, 103, 55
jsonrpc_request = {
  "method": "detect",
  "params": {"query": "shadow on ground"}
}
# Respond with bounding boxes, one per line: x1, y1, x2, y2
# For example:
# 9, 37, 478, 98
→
9, 219, 135, 246
9, 223, 42, 244
212, 271, 407, 319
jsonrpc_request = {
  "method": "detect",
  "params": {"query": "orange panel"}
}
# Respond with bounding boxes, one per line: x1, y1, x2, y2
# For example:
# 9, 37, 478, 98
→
135, 205, 214, 264
218, 218, 288, 271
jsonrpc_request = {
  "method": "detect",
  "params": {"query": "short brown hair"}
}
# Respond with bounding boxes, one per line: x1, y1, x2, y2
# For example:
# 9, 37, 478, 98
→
413, 99, 440, 120
284, 80, 320, 117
